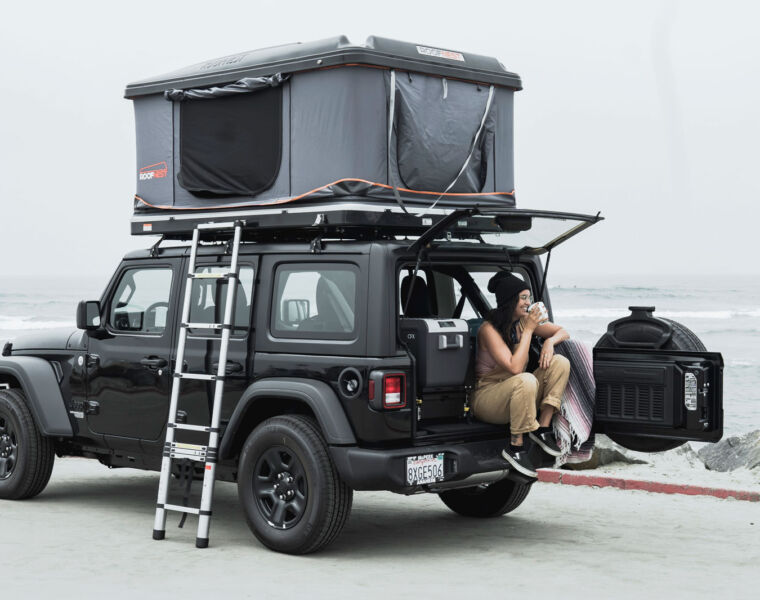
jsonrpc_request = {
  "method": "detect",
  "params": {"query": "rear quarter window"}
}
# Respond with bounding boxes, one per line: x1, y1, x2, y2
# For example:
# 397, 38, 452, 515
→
271, 264, 359, 340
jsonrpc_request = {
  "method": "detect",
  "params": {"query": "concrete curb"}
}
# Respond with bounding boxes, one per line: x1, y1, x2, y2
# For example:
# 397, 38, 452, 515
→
537, 469, 760, 502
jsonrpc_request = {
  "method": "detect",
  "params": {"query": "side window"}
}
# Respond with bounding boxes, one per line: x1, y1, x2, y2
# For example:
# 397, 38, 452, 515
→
188, 265, 254, 335
272, 265, 357, 339
110, 268, 173, 334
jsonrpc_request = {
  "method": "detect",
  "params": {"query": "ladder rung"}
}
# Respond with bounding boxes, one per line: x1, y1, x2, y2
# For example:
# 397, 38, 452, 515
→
175, 372, 219, 381
170, 442, 207, 451
169, 451, 207, 462
189, 272, 235, 280
196, 222, 237, 230
162, 504, 201, 515
182, 322, 230, 330
169, 423, 214, 433
167, 444, 207, 460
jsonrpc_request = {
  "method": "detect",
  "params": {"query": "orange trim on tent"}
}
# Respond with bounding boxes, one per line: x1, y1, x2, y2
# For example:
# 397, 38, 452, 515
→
134, 178, 515, 211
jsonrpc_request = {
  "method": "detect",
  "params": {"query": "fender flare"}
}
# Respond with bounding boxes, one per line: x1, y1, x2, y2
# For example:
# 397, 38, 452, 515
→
220, 377, 356, 459
0, 356, 73, 437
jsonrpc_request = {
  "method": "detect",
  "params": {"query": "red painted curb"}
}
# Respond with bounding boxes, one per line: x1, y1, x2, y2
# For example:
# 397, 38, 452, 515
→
537, 469, 760, 502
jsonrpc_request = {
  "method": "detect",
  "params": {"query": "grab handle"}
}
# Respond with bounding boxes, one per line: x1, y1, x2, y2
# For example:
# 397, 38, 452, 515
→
438, 334, 464, 350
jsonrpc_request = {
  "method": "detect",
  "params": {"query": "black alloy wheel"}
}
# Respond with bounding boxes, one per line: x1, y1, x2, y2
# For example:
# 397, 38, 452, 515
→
252, 446, 308, 530
238, 415, 352, 554
0, 414, 18, 480
0, 388, 55, 499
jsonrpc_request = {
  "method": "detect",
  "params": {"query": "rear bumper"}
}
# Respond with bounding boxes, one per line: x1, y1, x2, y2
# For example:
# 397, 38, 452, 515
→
329, 437, 544, 492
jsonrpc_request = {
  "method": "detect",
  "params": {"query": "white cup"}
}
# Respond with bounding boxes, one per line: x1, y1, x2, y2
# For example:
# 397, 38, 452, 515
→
528, 301, 549, 325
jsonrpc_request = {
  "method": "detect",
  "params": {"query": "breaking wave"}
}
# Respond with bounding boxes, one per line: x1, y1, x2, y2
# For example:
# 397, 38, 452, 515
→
554, 308, 760, 320
0, 316, 74, 331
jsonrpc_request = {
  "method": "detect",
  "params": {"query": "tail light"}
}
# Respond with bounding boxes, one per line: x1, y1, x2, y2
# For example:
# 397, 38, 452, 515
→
383, 373, 406, 409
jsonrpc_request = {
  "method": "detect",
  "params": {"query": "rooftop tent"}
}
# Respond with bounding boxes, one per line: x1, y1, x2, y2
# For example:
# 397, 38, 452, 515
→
125, 36, 523, 233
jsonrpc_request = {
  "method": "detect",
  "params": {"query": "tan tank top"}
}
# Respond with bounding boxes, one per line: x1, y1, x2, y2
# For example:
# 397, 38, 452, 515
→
475, 318, 528, 378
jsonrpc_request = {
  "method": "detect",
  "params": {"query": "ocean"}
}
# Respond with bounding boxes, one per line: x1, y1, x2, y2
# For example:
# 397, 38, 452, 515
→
1, 273, 758, 438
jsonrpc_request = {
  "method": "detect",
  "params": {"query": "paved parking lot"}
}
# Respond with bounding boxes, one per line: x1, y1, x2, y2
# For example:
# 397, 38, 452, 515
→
1, 457, 756, 599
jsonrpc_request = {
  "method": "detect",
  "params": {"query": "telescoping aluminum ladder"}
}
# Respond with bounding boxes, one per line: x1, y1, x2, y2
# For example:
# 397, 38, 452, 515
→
153, 221, 243, 548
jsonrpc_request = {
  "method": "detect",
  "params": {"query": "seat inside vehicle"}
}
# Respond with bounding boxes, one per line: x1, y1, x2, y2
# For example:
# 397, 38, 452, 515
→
298, 276, 353, 333
400, 275, 434, 318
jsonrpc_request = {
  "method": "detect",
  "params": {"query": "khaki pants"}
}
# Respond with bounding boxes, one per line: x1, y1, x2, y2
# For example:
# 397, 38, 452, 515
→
471, 355, 570, 435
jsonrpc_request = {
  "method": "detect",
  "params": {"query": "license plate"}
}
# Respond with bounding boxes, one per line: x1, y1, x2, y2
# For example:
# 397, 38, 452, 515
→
406, 453, 445, 485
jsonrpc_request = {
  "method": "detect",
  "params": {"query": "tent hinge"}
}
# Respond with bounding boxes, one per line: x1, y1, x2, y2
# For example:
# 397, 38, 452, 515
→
150, 235, 165, 258
310, 236, 324, 254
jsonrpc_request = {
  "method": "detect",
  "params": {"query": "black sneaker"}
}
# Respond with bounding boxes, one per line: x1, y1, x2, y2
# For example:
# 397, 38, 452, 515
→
500, 446, 538, 478
529, 429, 562, 457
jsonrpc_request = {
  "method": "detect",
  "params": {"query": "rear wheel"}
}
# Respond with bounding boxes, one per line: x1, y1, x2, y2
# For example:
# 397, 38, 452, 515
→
237, 415, 352, 554
439, 478, 531, 518
601, 318, 705, 453
0, 388, 55, 499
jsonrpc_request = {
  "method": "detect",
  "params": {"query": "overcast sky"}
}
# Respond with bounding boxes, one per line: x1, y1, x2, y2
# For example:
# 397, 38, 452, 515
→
1, 0, 758, 279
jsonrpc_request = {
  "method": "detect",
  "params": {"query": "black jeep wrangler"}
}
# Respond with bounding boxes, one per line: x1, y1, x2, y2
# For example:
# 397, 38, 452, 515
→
0, 206, 723, 554
0, 36, 725, 554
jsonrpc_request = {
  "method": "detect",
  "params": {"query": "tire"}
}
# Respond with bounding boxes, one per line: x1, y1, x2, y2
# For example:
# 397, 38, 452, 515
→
661, 319, 706, 352
603, 318, 705, 453
439, 478, 531, 518
0, 388, 55, 499
605, 435, 685, 453
237, 415, 353, 554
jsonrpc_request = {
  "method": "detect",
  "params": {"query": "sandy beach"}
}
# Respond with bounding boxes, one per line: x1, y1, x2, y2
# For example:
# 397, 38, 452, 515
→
1, 456, 757, 599
588, 441, 760, 491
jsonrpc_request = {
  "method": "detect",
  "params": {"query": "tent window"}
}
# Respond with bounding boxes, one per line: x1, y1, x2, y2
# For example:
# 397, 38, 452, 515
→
393, 76, 493, 193
177, 86, 282, 196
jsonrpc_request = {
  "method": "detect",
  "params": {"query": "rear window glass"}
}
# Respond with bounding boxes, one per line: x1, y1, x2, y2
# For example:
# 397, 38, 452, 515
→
272, 264, 358, 339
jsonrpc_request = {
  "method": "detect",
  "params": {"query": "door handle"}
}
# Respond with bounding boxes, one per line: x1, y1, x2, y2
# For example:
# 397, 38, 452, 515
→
140, 356, 168, 369
212, 361, 243, 375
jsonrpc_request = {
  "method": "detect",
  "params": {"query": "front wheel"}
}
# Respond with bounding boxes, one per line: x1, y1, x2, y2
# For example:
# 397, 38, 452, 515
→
439, 478, 531, 518
0, 388, 55, 499
237, 415, 352, 554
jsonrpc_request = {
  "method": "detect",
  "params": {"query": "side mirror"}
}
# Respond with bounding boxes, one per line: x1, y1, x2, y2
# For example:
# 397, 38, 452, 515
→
282, 299, 309, 325
76, 300, 102, 330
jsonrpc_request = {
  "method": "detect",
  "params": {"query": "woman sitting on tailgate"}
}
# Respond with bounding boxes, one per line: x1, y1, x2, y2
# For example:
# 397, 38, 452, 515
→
472, 271, 570, 478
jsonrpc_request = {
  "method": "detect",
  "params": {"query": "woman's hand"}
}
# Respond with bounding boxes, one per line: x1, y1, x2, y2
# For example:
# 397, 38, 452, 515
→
524, 305, 542, 332
539, 339, 555, 369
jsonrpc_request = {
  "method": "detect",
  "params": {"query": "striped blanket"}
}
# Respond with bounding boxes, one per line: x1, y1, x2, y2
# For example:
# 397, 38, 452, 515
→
552, 339, 596, 465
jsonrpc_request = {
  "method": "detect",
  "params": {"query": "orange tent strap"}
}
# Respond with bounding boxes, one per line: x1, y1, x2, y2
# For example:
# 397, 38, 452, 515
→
134, 178, 515, 211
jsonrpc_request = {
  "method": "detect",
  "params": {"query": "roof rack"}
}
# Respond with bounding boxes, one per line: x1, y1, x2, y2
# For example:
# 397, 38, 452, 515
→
130, 201, 603, 255
131, 202, 495, 241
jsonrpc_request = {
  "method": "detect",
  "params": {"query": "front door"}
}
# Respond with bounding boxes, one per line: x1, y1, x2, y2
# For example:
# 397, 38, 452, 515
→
144, 254, 257, 451
85, 260, 179, 449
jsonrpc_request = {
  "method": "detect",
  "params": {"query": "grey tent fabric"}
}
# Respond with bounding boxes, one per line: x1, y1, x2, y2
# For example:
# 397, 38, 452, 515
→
164, 73, 288, 101
390, 72, 496, 194
130, 43, 518, 218
290, 67, 386, 192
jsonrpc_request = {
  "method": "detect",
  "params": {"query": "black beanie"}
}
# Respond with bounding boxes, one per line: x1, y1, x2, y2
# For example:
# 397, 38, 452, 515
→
488, 272, 529, 307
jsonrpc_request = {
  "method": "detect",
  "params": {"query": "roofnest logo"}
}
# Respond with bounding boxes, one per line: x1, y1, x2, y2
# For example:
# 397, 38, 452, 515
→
200, 53, 248, 71
139, 162, 168, 181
